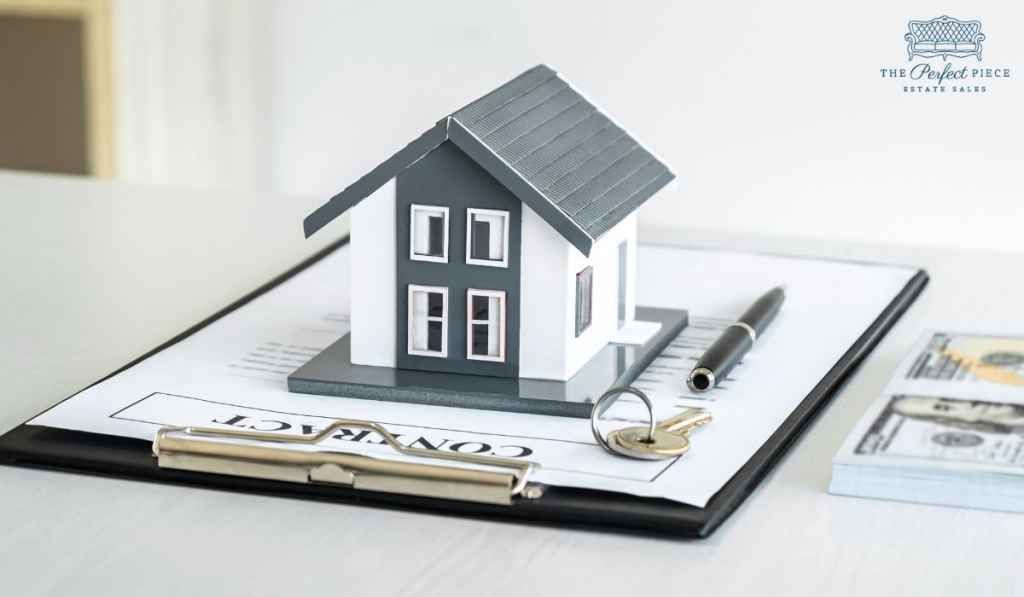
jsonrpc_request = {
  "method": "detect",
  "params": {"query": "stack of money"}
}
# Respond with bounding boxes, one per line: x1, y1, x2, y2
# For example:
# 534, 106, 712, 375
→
831, 331, 1024, 512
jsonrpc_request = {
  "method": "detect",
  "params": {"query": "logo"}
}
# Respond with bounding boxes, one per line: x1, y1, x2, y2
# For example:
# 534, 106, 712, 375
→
906, 16, 984, 61
879, 15, 1011, 94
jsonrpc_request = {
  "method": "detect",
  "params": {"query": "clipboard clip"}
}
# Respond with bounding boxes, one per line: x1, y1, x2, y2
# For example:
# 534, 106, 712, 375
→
152, 419, 543, 506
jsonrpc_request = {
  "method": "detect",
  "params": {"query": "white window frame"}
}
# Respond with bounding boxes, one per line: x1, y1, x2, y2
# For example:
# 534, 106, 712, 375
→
466, 289, 506, 363
575, 266, 593, 337
407, 284, 448, 358
465, 208, 510, 268
409, 204, 449, 263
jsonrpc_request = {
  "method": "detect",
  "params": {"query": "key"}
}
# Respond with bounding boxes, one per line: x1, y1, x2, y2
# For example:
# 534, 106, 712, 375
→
607, 408, 712, 460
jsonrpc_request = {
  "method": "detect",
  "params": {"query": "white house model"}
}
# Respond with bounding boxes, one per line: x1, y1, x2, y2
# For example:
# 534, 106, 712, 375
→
300, 65, 675, 386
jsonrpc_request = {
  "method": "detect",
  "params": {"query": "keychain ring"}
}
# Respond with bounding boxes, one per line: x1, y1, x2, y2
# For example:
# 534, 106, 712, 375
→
590, 386, 656, 454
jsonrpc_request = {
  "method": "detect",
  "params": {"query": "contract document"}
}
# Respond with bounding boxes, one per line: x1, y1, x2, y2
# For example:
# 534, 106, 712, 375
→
29, 243, 917, 507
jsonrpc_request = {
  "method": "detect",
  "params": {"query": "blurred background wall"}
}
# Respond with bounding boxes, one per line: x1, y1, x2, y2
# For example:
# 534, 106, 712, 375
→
3, 0, 1022, 251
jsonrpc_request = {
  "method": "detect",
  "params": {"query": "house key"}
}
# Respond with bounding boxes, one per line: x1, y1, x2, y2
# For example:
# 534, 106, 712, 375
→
590, 386, 712, 461
607, 409, 712, 460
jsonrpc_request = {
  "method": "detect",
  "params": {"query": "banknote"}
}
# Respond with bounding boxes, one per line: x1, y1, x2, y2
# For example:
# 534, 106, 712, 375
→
905, 332, 1024, 387
854, 393, 1024, 467
832, 331, 1024, 511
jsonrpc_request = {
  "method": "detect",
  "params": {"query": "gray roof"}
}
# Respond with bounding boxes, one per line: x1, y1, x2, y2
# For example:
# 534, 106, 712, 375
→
303, 64, 674, 256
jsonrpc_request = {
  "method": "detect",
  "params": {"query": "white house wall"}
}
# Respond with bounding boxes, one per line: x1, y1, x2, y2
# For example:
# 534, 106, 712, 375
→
564, 213, 637, 378
349, 179, 396, 367
518, 204, 570, 380
518, 208, 638, 381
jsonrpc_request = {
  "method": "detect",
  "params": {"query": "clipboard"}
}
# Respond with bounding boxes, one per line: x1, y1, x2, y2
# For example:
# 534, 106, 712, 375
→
0, 236, 929, 538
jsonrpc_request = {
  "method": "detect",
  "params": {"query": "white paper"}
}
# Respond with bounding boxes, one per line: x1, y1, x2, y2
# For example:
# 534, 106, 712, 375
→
30, 243, 916, 506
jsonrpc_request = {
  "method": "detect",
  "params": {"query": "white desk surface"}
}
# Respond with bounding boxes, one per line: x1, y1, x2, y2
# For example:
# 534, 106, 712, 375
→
2, 171, 1022, 596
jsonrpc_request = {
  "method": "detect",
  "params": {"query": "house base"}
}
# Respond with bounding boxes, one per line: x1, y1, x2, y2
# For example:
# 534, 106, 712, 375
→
287, 307, 687, 418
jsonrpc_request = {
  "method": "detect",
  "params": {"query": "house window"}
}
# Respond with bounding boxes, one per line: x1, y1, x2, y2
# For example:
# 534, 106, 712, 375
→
408, 285, 447, 357
465, 208, 509, 267
575, 266, 593, 337
466, 289, 506, 362
410, 204, 449, 263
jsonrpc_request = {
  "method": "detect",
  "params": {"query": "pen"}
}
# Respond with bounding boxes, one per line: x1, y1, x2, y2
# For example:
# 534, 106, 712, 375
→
686, 286, 785, 393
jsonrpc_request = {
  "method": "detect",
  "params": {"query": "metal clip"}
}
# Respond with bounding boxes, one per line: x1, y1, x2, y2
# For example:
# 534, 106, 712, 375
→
153, 419, 542, 506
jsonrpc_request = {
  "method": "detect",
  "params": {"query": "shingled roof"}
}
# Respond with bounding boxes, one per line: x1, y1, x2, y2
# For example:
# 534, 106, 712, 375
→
303, 65, 674, 256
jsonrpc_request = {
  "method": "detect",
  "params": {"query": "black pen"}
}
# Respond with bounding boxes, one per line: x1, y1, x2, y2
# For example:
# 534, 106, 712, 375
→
686, 286, 785, 393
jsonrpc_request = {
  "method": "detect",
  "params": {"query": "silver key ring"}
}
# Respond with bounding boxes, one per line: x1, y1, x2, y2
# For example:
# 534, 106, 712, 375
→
590, 386, 656, 455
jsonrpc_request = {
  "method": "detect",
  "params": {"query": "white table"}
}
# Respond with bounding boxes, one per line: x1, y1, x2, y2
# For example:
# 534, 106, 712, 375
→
2, 171, 1022, 596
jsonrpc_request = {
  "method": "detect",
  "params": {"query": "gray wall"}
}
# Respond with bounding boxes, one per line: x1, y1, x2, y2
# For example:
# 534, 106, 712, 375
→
395, 141, 522, 378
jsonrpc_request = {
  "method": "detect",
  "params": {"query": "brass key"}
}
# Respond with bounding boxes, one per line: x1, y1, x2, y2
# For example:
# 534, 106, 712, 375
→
607, 408, 712, 460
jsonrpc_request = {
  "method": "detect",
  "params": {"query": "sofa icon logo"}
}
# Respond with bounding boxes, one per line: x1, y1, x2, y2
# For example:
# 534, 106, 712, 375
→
880, 15, 1009, 94
905, 16, 985, 61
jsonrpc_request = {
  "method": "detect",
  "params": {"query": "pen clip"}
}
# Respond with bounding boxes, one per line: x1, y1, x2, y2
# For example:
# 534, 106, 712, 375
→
152, 419, 541, 506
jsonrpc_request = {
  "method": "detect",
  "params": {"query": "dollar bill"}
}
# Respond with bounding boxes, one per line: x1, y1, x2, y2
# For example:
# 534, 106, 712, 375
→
906, 332, 1024, 386
854, 393, 1024, 467
832, 331, 1024, 511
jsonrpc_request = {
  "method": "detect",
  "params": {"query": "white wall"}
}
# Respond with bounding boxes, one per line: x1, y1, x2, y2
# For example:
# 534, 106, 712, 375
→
518, 205, 570, 380
263, 0, 1024, 253
114, 0, 274, 191
116, 0, 1024, 252
564, 214, 637, 378
349, 180, 396, 367
519, 207, 637, 381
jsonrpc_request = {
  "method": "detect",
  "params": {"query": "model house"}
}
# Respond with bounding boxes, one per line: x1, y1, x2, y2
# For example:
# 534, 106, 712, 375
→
302, 64, 675, 383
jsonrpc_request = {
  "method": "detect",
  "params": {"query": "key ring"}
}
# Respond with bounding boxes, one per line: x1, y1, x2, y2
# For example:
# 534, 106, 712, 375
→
590, 386, 656, 455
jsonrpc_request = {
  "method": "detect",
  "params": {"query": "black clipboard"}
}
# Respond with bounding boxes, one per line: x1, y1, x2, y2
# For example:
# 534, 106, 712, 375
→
0, 236, 929, 538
